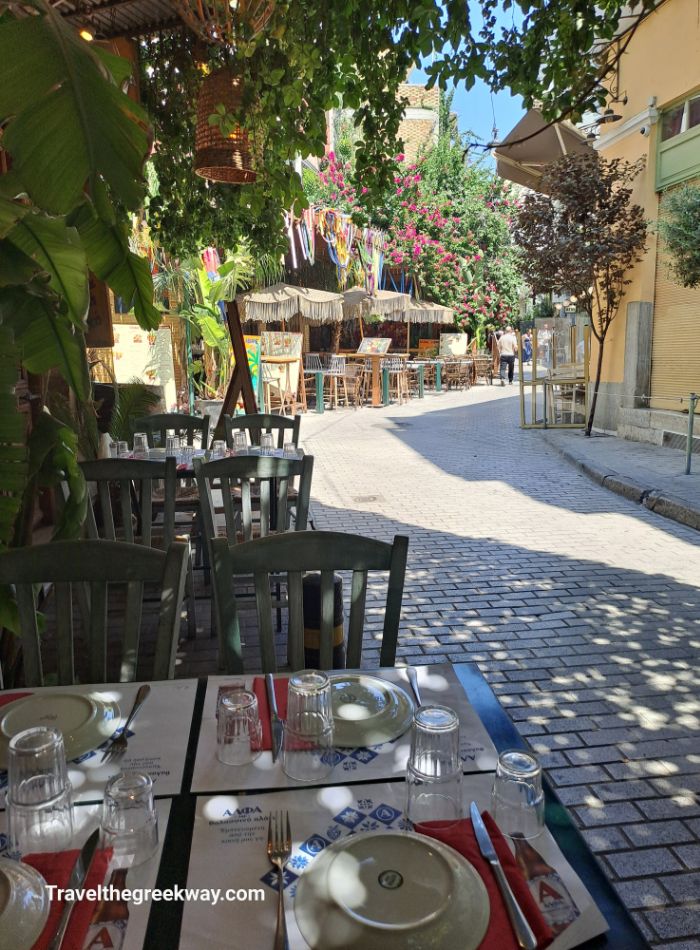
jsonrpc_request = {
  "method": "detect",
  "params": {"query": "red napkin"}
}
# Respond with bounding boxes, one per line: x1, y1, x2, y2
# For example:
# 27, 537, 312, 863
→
24, 847, 113, 950
252, 677, 289, 751
0, 691, 32, 707
415, 813, 553, 950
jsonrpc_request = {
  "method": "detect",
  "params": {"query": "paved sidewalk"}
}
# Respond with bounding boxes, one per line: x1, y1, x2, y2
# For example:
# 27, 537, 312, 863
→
297, 384, 700, 949
541, 428, 700, 532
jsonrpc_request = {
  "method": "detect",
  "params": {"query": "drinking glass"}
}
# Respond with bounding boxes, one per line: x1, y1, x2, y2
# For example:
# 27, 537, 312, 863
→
211, 440, 226, 459
281, 670, 334, 782
232, 432, 248, 454
260, 433, 275, 456
108, 441, 119, 458
118, 441, 129, 458
216, 691, 262, 766
491, 749, 544, 839
101, 772, 159, 867
282, 442, 297, 459
132, 432, 149, 459
6, 727, 74, 855
405, 705, 463, 825
165, 435, 180, 457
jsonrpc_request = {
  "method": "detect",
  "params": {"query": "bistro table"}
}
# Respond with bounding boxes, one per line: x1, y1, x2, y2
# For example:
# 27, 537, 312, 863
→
345, 352, 410, 408
0, 664, 648, 949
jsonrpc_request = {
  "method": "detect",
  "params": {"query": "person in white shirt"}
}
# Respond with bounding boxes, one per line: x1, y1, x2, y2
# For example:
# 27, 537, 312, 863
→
498, 326, 518, 385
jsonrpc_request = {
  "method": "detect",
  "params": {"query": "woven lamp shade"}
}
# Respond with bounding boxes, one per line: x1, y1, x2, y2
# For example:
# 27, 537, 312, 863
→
174, 0, 275, 46
195, 68, 256, 184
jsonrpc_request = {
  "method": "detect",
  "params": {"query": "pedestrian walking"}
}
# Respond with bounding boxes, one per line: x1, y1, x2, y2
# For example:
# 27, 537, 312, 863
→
522, 331, 533, 363
498, 325, 518, 385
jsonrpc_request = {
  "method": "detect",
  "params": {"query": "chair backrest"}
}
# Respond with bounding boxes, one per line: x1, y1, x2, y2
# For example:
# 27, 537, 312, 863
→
134, 413, 210, 450
79, 458, 177, 549
224, 413, 301, 449
304, 354, 323, 372
0, 540, 189, 685
211, 530, 409, 674
328, 355, 346, 375
194, 454, 314, 548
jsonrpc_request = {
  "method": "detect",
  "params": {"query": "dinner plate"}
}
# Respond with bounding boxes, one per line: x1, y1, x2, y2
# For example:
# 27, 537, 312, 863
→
0, 692, 121, 768
0, 858, 50, 950
329, 674, 414, 747
294, 831, 490, 950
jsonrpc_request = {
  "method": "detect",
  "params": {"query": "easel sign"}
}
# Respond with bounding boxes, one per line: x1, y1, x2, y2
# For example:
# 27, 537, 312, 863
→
357, 337, 391, 355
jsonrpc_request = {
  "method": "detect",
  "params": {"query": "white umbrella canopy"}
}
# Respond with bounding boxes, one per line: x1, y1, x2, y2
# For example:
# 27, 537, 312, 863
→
405, 301, 455, 324
342, 288, 411, 320
237, 283, 344, 323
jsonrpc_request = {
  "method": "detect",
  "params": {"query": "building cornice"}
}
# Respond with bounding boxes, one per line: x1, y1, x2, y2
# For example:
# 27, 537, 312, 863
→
595, 101, 659, 150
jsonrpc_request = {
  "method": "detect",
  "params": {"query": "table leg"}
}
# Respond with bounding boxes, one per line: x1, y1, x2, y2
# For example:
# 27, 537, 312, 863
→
315, 372, 324, 414
382, 367, 390, 406
435, 363, 442, 392
418, 365, 424, 399
371, 358, 380, 407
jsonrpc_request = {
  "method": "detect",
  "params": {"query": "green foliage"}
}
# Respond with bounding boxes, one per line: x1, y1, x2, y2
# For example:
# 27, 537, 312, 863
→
108, 380, 161, 446
24, 412, 87, 541
658, 185, 700, 289
0, 328, 29, 548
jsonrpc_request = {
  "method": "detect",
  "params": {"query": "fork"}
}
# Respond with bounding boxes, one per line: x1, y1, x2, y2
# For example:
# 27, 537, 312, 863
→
267, 811, 291, 950
101, 684, 151, 763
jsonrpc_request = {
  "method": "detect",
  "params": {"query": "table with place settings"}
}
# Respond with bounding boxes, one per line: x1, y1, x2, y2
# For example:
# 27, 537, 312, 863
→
0, 664, 647, 950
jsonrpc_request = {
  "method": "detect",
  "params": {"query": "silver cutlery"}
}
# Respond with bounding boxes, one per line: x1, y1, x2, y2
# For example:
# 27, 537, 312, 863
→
470, 802, 538, 950
265, 674, 283, 763
101, 683, 151, 763
47, 828, 100, 950
267, 810, 291, 950
407, 667, 423, 706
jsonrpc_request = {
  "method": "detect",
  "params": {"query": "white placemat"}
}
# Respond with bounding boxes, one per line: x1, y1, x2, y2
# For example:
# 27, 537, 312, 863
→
191, 665, 498, 793
180, 775, 608, 950
0, 798, 171, 950
0, 679, 198, 806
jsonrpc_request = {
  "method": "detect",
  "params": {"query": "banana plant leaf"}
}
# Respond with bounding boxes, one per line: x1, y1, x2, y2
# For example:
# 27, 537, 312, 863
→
0, 327, 28, 548
7, 212, 89, 327
0, 195, 28, 238
0, 239, 41, 286
0, 0, 150, 214
0, 282, 89, 400
24, 410, 87, 541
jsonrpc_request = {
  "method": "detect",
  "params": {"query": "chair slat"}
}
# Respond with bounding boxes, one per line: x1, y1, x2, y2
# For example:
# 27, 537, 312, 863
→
88, 582, 108, 684
347, 569, 368, 668
319, 570, 335, 670
141, 480, 153, 547
120, 581, 143, 682
98, 482, 116, 540
119, 478, 134, 543
241, 481, 253, 541
254, 570, 277, 673
16, 584, 43, 686
55, 583, 74, 685
276, 476, 289, 532
287, 571, 305, 670
259, 479, 270, 537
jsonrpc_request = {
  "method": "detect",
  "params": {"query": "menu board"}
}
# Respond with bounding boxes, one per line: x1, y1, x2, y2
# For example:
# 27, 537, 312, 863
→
357, 337, 391, 355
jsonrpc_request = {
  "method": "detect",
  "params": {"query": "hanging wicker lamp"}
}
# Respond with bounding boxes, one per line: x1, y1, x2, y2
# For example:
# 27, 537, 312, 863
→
194, 67, 256, 184
174, 0, 275, 46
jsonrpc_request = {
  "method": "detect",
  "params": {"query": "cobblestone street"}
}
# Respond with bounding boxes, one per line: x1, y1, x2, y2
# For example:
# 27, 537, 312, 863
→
301, 384, 700, 949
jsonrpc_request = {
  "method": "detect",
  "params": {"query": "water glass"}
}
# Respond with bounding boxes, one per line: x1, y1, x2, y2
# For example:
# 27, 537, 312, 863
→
216, 691, 262, 766
165, 435, 180, 457
491, 749, 544, 839
118, 441, 129, 458
281, 670, 334, 782
211, 440, 226, 459
132, 432, 149, 459
260, 433, 275, 456
101, 772, 159, 867
6, 727, 74, 855
108, 441, 119, 458
232, 431, 248, 454
283, 442, 297, 459
405, 705, 463, 825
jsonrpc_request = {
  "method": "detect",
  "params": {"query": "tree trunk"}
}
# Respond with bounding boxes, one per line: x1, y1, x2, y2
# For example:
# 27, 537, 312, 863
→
586, 332, 606, 436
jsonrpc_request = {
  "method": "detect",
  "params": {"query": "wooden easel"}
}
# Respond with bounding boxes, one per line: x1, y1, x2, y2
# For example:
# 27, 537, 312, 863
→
212, 299, 257, 440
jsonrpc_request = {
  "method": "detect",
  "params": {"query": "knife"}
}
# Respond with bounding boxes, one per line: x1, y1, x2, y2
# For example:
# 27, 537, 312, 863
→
470, 802, 538, 950
407, 667, 423, 707
47, 828, 100, 950
265, 673, 283, 763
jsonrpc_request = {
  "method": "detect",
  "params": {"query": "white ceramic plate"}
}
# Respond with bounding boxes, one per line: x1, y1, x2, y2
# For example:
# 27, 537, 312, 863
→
329, 674, 414, 747
0, 692, 121, 769
294, 830, 490, 950
0, 858, 50, 950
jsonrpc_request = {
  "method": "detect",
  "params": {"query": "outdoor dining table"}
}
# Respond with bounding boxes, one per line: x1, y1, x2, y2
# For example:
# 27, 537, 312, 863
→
0, 663, 647, 949
345, 352, 411, 408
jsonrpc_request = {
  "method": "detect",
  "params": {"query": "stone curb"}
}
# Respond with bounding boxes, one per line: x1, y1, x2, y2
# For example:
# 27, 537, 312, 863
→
540, 432, 700, 533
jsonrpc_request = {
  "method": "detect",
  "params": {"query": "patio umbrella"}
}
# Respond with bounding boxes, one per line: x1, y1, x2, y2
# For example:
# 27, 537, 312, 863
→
404, 301, 455, 324
236, 283, 344, 323
342, 288, 411, 320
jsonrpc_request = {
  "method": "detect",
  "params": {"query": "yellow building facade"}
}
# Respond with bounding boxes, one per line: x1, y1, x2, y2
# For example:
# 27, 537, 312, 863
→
593, 0, 700, 440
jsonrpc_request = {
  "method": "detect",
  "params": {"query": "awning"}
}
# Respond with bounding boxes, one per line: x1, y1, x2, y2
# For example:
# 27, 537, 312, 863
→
342, 288, 411, 320
404, 301, 454, 325
493, 109, 592, 192
236, 283, 344, 323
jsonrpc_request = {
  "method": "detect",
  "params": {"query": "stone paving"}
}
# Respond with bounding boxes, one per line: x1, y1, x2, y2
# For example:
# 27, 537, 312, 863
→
295, 384, 700, 949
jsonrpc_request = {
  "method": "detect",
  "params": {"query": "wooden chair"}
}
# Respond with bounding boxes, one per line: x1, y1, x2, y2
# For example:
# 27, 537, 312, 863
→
224, 413, 301, 450
210, 530, 409, 674
0, 539, 188, 686
382, 357, 409, 404
78, 458, 196, 639
134, 412, 210, 450
301, 354, 323, 411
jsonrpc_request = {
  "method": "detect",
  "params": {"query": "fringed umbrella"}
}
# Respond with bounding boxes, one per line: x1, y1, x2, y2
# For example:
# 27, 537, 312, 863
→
237, 283, 344, 323
404, 301, 455, 324
341, 288, 411, 320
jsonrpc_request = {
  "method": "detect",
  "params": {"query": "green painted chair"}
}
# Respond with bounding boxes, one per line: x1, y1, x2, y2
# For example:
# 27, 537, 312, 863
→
134, 412, 210, 449
223, 413, 301, 449
210, 530, 409, 674
78, 458, 196, 639
0, 539, 189, 686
